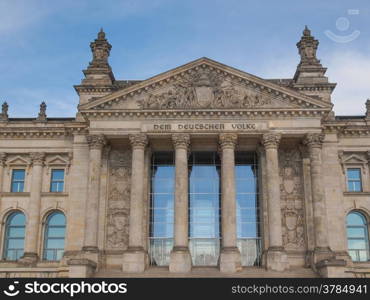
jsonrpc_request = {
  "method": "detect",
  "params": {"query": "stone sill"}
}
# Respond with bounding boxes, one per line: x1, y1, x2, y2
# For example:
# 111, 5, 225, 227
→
0, 192, 30, 197
41, 192, 68, 197
343, 192, 370, 196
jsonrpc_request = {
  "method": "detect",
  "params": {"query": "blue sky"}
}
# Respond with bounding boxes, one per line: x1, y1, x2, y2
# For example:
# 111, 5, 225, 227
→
0, 0, 369, 117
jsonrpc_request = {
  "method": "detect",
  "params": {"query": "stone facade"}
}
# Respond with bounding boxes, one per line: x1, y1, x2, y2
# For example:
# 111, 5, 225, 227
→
0, 28, 369, 278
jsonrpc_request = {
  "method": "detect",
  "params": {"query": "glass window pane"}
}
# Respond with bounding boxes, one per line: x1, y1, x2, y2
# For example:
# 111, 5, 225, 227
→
46, 238, 65, 249
347, 227, 366, 238
47, 227, 66, 238
48, 213, 66, 226
51, 170, 64, 180
152, 194, 173, 209
9, 213, 26, 226
8, 227, 25, 238
347, 213, 366, 225
12, 170, 25, 181
348, 239, 366, 250
347, 169, 361, 180
7, 239, 25, 249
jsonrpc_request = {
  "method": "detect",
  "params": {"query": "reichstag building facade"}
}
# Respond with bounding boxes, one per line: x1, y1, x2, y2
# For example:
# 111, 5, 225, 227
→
0, 27, 369, 278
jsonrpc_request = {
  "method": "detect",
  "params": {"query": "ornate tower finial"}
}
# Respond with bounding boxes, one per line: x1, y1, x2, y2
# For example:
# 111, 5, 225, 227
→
366, 99, 370, 119
293, 26, 336, 103
296, 25, 320, 66
0, 101, 9, 121
37, 101, 47, 121
89, 28, 112, 69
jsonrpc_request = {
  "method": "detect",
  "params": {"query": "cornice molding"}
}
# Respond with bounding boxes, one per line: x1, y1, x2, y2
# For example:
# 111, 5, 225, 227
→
80, 108, 330, 121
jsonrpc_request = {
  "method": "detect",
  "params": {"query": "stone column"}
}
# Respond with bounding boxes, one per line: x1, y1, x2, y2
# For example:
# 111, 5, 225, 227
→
82, 134, 107, 253
303, 133, 333, 264
20, 152, 45, 265
0, 153, 7, 192
122, 133, 148, 273
169, 133, 192, 273
218, 133, 241, 273
261, 133, 289, 271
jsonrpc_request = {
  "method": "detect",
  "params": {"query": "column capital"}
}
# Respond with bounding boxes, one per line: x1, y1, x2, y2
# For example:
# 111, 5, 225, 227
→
303, 133, 325, 148
129, 133, 148, 149
0, 152, 7, 166
219, 133, 237, 150
262, 132, 281, 149
30, 152, 46, 165
86, 134, 107, 150
172, 133, 190, 150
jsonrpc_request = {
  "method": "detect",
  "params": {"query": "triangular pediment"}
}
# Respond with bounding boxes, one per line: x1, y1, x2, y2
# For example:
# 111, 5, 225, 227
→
79, 57, 331, 112
7, 155, 30, 166
342, 154, 368, 165
46, 155, 69, 166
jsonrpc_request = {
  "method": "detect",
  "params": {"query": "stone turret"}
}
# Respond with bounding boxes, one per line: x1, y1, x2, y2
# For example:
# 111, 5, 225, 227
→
293, 26, 336, 103
74, 29, 116, 106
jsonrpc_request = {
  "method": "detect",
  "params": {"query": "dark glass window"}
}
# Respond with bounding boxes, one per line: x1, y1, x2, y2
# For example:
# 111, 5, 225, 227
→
346, 212, 369, 262
235, 152, 261, 266
11, 169, 25, 192
50, 169, 65, 192
189, 152, 220, 266
43, 212, 66, 261
149, 152, 174, 266
3, 212, 26, 260
347, 168, 362, 192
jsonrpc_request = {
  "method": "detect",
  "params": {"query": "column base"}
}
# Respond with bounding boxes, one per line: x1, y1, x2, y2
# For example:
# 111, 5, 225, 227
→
122, 247, 148, 273
309, 248, 348, 277
169, 246, 192, 273
67, 258, 97, 278
265, 247, 289, 272
219, 247, 242, 273
17, 252, 39, 267
81, 246, 100, 265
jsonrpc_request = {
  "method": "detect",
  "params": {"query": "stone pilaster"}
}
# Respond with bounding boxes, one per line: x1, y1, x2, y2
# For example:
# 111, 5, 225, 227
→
122, 133, 149, 273
19, 152, 45, 266
261, 133, 289, 271
82, 134, 107, 256
303, 133, 334, 266
0, 152, 7, 192
64, 135, 90, 259
218, 133, 242, 273
169, 133, 192, 273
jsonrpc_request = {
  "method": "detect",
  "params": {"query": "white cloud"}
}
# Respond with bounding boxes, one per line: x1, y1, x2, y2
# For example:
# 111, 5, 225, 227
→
325, 49, 370, 116
256, 48, 370, 116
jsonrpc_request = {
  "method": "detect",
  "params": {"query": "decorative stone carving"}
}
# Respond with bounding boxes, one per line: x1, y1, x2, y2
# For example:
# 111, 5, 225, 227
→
30, 152, 46, 166
279, 148, 305, 249
129, 133, 148, 149
0, 152, 7, 166
0, 102, 8, 121
86, 134, 107, 149
303, 133, 324, 148
172, 133, 190, 150
296, 26, 320, 66
106, 149, 132, 249
37, 102, 47, 121
137, 68, 272, 109
219, 133, 237, 149
262, 133, 281, 149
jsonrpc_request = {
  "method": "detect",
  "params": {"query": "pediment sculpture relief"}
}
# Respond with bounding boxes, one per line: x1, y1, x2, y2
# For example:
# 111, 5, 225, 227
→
137, 69, 276, 109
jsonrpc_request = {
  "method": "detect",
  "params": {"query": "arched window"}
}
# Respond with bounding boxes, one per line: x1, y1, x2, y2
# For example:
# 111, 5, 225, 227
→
43, 211, 66, 261
346, 211, 369, 262
3, 211, 26, 260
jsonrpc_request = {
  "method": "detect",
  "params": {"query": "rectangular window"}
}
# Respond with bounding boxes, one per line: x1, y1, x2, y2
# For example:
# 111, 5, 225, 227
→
189, 151, 221, 266
149, 152, 175, 266
347, 168, 362, 192
235, 152, 261, 267
50, 169, 65, 192
11, 169, 25, 192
